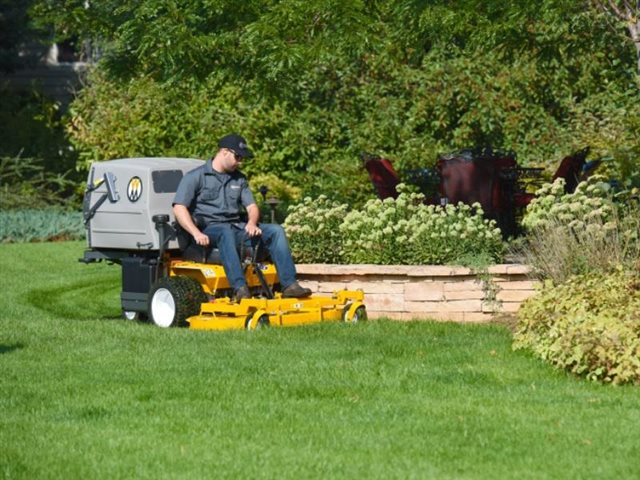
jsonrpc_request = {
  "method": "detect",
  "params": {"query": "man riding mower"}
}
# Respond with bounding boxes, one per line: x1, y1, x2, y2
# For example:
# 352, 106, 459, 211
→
172, 134, 312, 303
80, 140, 366, 331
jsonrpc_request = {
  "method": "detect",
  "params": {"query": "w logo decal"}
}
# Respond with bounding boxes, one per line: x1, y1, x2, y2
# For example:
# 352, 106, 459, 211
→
127, 177, 143, 202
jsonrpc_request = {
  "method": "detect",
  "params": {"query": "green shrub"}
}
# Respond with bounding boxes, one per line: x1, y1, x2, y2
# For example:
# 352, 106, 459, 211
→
0, 209, 85, 243
283, 187, 503, 265
249, 173, 302, 224
283, 195, 349, 264
513, 270, 640, 385
0, 155, 83, 210
30, 2, 640, 209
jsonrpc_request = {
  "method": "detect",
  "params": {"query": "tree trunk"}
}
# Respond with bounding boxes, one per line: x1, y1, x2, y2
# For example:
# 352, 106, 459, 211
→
629, 18, 640, 76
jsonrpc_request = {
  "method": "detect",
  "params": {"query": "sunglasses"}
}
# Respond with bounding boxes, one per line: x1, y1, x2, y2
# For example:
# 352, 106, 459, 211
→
228, 149, 243, 162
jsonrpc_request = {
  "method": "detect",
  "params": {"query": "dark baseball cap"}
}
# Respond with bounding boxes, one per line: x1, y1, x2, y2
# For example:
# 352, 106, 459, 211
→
218, 133, 254, 158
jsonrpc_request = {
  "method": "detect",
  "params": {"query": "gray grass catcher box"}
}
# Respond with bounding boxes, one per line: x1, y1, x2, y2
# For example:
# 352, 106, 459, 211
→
84, 157, 203, 251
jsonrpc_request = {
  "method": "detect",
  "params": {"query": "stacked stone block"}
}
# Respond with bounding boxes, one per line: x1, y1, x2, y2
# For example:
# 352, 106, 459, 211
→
296, 264, 537, 322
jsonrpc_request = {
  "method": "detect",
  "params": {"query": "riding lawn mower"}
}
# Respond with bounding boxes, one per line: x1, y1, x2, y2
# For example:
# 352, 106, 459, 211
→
80, 157, 366, 330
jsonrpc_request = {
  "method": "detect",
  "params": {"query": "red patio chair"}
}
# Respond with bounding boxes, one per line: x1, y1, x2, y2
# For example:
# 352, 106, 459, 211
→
363, 154, 400, 200
552, 147, 590, 193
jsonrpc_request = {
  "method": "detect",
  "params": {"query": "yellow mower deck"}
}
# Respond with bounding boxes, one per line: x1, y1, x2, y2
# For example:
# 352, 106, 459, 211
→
188, 290, 365, 330
167, 259, 366, 331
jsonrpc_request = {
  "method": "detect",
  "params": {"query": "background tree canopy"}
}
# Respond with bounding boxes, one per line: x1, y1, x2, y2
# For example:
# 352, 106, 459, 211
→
30, 0, 640, 204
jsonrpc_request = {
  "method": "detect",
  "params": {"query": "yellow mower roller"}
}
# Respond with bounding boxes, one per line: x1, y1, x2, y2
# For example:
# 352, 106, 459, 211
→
80, 157, 366, 330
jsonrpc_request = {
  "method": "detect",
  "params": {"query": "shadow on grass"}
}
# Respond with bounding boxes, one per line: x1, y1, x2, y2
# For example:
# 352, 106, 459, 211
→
0, 343, 24, 354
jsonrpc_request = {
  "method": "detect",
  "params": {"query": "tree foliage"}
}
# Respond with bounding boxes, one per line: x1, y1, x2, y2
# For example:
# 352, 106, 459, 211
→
0, 0, 48, 72
589, 0, 640, 74
30, 0, 640, 203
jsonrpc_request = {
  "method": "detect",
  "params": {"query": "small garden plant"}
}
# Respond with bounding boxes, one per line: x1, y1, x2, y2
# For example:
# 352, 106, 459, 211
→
281, 195, 349, 264
521, 175, 615, 233
0, 209, 85, 244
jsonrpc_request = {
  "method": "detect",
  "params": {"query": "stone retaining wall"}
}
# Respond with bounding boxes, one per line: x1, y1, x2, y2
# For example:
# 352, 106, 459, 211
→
296, 264, 538, 322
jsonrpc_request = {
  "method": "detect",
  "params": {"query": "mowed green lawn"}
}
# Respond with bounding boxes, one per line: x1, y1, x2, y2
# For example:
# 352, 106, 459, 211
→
1, 242, 639, 479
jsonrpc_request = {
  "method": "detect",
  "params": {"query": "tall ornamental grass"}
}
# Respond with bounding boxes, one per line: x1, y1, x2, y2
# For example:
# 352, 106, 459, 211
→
283, 188, 503, 265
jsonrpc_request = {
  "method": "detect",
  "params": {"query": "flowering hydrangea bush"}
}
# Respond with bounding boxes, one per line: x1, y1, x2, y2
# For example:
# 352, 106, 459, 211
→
522, 176, 615, 232
283, 187, 503, 265
517, 176, 639, 283
282, 195, 349, 264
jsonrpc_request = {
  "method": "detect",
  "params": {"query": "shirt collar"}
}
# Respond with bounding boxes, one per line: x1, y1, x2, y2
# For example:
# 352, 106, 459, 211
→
204, 158, 227, 177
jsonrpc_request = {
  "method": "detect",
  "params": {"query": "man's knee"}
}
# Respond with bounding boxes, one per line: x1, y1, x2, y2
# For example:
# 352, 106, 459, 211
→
262, 223, 286, 239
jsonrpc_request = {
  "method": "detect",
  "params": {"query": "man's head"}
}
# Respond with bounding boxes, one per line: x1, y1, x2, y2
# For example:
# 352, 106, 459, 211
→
219, 133, 253, 158
213, 133, 254, 173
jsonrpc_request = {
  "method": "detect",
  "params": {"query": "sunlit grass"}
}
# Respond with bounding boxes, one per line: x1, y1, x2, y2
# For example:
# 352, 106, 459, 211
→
1, 242, 639, 479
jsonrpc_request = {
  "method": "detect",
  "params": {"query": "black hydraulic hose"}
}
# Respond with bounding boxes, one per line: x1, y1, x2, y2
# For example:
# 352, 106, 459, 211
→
241, 231, 274, 299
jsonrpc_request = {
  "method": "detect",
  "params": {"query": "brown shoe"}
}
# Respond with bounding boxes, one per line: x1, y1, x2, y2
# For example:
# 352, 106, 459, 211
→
282, 281, 312, 298
234, 286, 251, 301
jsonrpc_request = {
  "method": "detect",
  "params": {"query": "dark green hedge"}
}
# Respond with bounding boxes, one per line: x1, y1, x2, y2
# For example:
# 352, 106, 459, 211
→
47, 1, 640, 206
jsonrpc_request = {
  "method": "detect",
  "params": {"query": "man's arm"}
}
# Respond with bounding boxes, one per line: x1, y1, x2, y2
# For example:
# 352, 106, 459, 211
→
173, 204, 210, 246
245, 203, 262, 237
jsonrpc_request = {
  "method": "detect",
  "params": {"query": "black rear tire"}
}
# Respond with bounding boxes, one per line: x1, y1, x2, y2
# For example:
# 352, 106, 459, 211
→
148, 276, 207, 328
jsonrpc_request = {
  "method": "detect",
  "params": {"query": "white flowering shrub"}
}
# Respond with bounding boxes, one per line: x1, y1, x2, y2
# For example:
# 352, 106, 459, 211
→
522, 176, 615, 232
518, 176, 640, 283
340, 192, 503, 265
283, 195, 349, 264
284, 186, 504, 265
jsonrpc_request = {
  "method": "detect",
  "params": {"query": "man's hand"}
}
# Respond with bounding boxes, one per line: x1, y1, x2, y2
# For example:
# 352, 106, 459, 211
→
174, 204, 210, 246
245, 204, 262, 237
245, 222, 262, 237
193, 231, 210, 246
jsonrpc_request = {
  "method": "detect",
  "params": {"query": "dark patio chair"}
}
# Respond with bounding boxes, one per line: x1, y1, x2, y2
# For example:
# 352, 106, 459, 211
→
552, 147, 591, 193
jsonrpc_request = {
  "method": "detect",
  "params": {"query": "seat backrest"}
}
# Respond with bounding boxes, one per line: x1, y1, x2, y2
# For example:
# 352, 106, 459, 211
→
437, 153, 495, 213
364, 156, 400, 199
552, 147, 590, 194
437, 149, 517, 215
